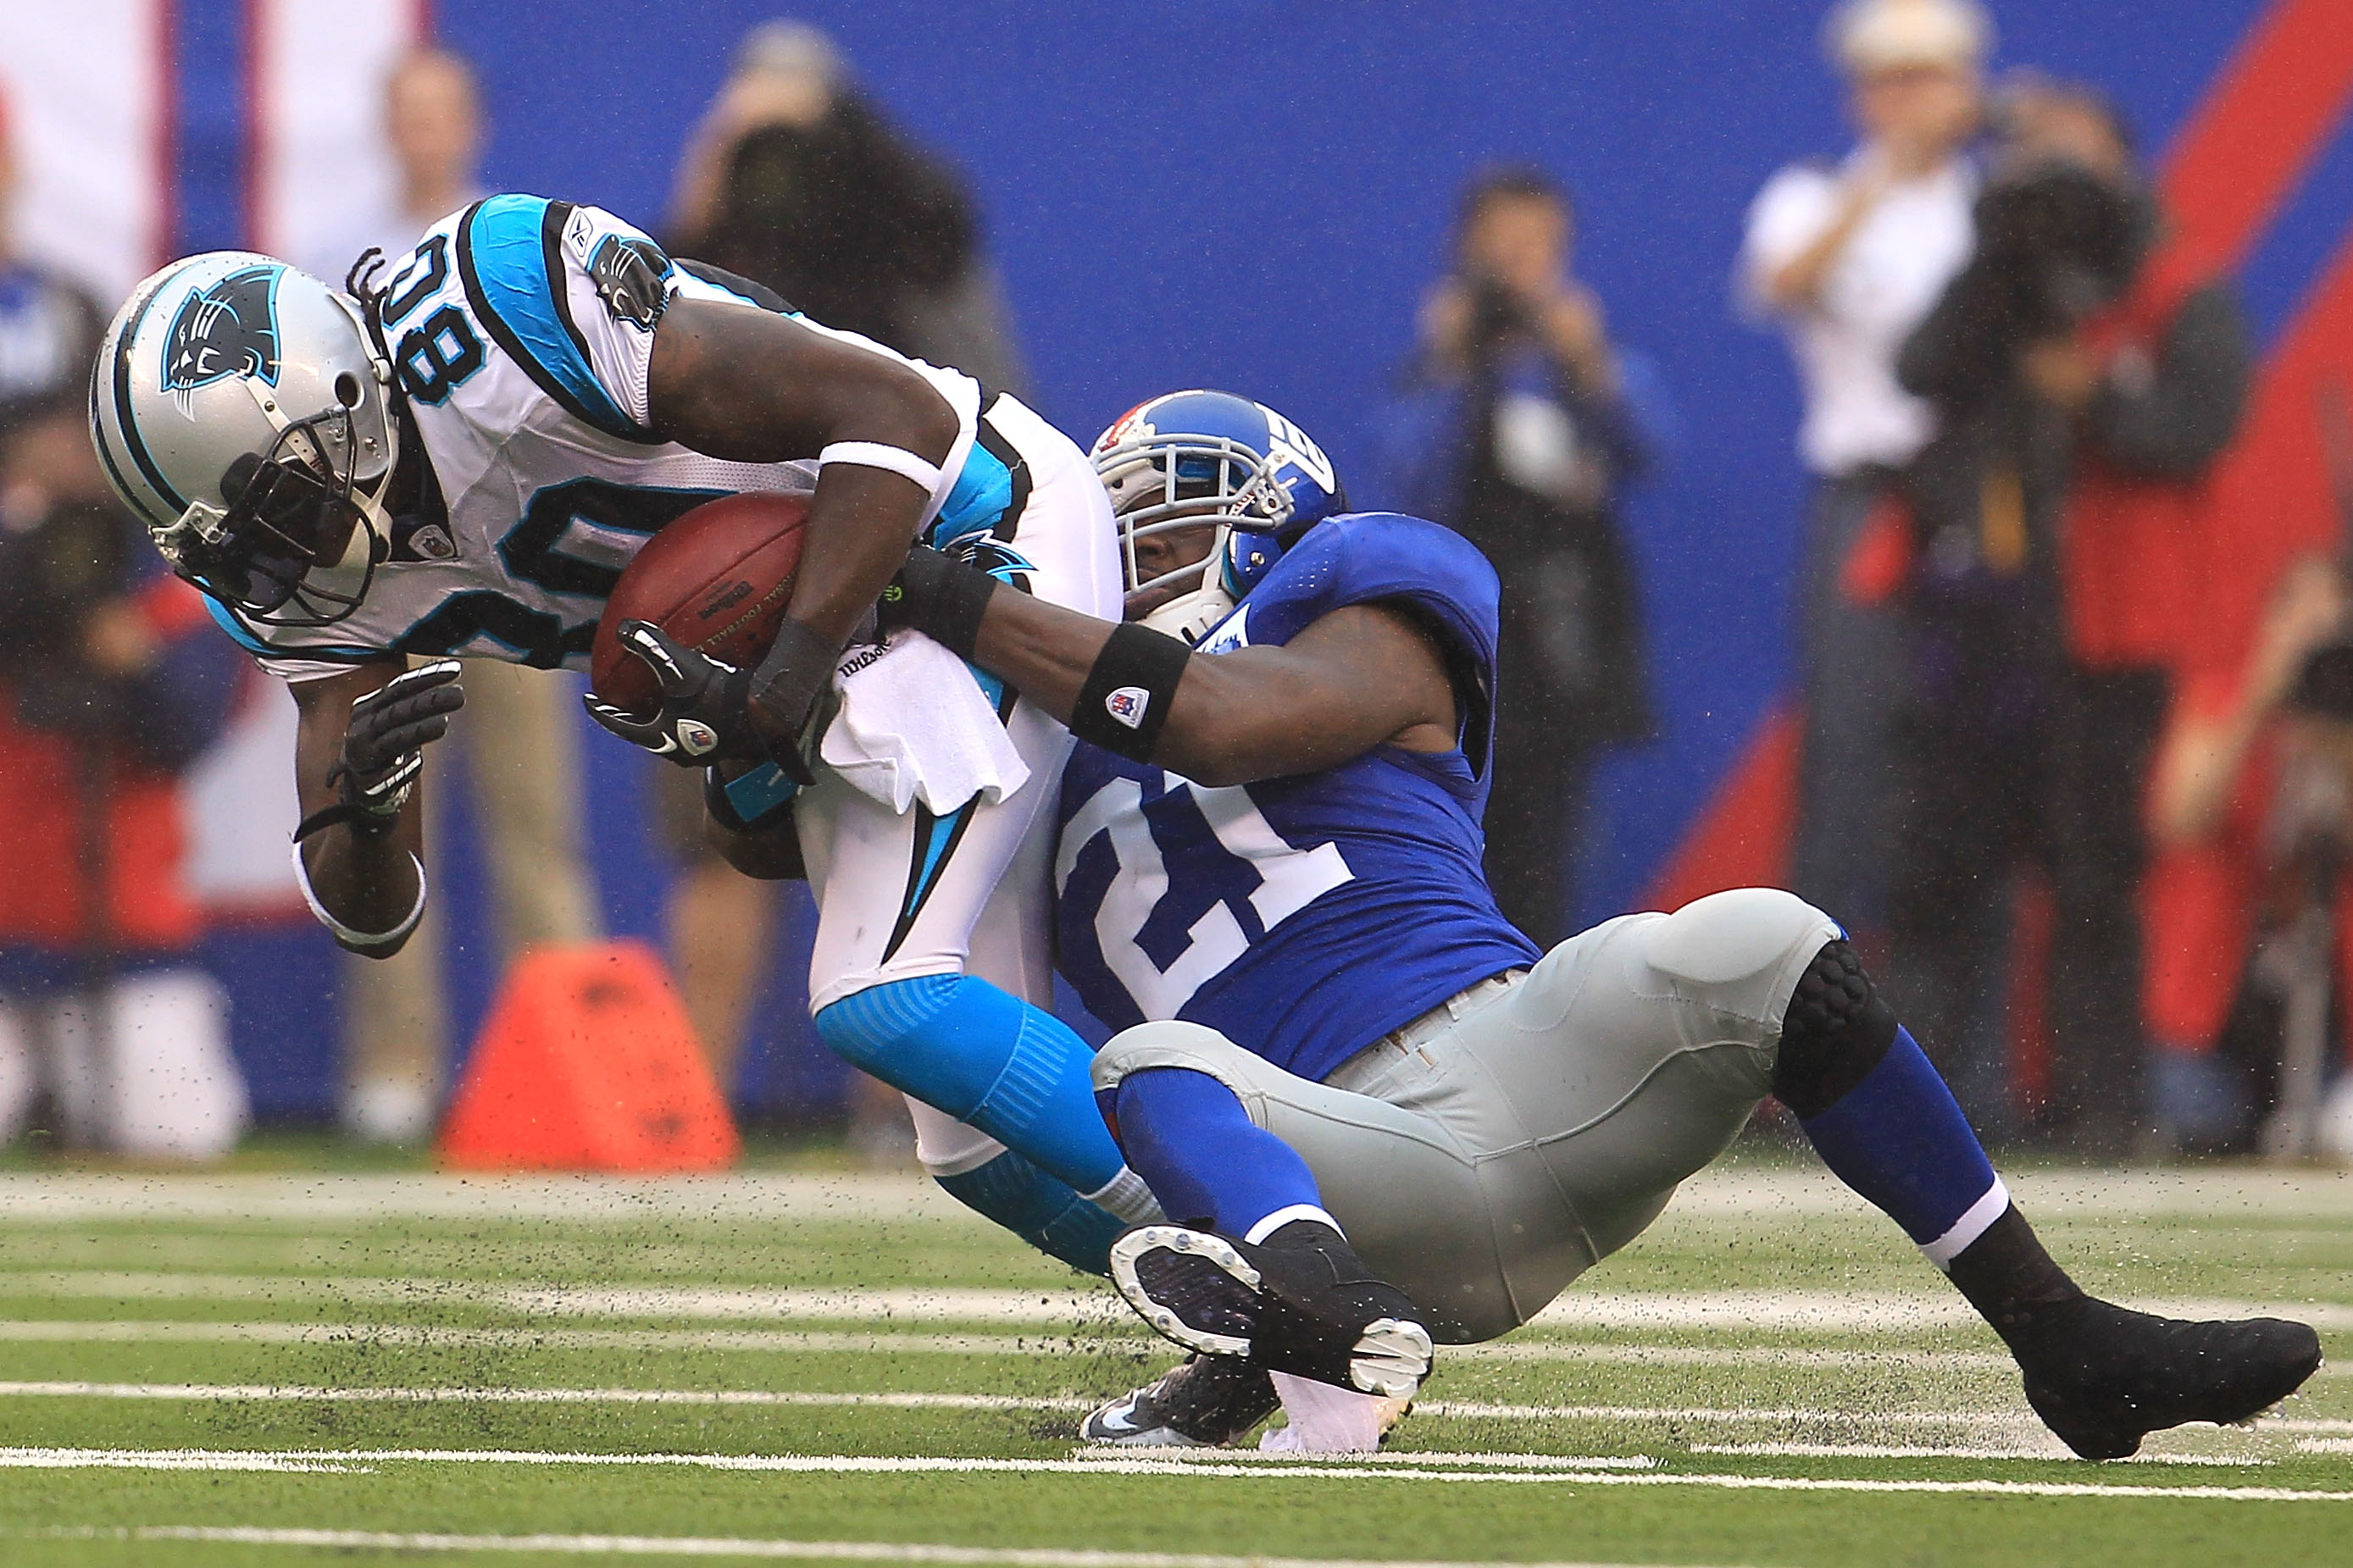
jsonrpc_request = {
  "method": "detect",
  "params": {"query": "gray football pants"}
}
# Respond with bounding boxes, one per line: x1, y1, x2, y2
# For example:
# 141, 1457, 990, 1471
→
1091, 888, 1842, 1344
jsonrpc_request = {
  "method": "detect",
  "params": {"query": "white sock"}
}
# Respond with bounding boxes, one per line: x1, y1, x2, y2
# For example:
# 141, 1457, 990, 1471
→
1257, 1371, 1391, 1453
1082, 1166, 1164, 1224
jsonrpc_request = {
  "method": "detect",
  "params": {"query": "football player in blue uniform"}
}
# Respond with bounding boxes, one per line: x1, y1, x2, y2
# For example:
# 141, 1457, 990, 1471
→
90, 202, 1160, 1268
858, 388, 2321, 1455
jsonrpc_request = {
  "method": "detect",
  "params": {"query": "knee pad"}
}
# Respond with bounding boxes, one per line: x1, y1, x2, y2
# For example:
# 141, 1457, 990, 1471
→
1772, 939, 1900, 1119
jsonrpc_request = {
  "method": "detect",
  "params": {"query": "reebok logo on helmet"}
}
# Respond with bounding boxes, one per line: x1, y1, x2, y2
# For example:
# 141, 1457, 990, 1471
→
161, 265, 282, 414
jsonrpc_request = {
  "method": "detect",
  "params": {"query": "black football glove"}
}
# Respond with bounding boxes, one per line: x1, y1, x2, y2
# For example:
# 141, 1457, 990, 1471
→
875, 545, 998, 658
585, 621, 770, 768
299, 659, 464, 843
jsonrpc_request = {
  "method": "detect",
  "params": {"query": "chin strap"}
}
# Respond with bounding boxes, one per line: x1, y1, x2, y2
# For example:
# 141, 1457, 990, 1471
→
1138, 584, 1235, 645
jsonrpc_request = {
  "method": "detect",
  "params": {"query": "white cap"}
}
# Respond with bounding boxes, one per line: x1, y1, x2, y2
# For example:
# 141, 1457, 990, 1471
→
734, 19, 844, 85
1828, 0, 1991, 75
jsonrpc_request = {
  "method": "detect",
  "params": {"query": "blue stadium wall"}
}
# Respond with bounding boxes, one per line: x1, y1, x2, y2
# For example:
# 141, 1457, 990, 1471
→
209, 0, 2353, 1116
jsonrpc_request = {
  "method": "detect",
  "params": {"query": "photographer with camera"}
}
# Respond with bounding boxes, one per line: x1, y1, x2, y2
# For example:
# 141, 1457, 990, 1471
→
1741, 0, 1988, 943
0, 108, 247, 1158
1370, 165, 1658, 945
1886, 77, 2251, 1152
2145, 557, 2353, 1158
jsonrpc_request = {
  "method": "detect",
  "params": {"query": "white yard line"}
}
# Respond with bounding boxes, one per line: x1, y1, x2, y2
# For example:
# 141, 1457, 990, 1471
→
0, 1379, 2339, 1447
0, 1173, 958, 1223
0, 1381, 1095, 1411
0, 1321, 1148, 1356
0, 1165, 2344, 1224
3, 1317, 2340, 1381
31, 1529, 1724, 1568
2, 1447, 2350, 1501
1690, 1442, 2267, 1465
0, 1447, 1638, 1482
0, 1274, 1135, 1325
0, 1379, 2045, 1429
4, 1276, 2345, 1333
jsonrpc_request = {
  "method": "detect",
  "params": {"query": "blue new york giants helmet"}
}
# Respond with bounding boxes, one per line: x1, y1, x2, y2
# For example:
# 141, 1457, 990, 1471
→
1090, 390, 1346, 641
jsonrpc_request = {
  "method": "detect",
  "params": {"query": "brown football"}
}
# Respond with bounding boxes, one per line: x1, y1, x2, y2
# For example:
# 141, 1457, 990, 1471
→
589, 490, 811, 717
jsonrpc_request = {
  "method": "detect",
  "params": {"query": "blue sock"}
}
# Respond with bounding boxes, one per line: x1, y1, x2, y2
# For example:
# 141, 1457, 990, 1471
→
1107, 1067, 1329, 1240
933, 1150, 1124, 1277
814, 974, 1126, 1196
1798, 1027, 2005, 1263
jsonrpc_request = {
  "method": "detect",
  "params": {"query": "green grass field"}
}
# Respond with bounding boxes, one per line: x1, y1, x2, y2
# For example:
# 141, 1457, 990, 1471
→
0, 1153, 2346, 1568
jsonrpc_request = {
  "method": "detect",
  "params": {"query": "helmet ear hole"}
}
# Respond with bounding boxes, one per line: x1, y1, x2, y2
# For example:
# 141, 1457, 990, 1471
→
334, 371, 363, 408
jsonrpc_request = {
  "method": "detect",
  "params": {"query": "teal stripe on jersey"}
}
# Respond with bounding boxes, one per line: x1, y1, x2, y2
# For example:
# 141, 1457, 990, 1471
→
461, 195, 638, 438
929, 440, 1014, 546
203, 598, 377, 667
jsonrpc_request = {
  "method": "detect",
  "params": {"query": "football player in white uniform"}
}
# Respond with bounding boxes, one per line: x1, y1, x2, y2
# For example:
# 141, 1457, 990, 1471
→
91, 197, 1157, 1262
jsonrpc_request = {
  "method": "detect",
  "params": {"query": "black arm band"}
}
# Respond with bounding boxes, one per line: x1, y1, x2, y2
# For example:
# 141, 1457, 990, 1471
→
1069, 621, 1193, 762
888, 546, 999, 658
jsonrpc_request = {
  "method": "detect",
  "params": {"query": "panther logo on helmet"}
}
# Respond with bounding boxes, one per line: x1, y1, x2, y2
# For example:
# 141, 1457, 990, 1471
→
160, 264, 282, 413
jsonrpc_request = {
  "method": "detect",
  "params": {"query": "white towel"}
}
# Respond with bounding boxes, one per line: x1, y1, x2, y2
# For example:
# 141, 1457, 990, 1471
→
819, 629, 1029, 815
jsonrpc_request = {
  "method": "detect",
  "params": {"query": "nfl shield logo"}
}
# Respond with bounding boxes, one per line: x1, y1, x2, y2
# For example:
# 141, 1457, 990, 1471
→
1104, 686, 1150, 729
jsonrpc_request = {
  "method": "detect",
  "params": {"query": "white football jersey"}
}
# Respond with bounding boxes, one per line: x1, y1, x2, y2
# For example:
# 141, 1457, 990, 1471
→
211, 196, 991, 683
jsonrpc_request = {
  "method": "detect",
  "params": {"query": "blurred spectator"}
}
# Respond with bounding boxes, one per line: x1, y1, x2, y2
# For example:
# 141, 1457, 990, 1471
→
0, 118, 247, 1158
668, 19, 1028, 395
1890, 77, 2250, 1150
310, 47, 602, 1144
1740, 0, 1986, 935
308, 47, 485, 280
2145, 557, 2353, 1158
1372, 166, 1657, 946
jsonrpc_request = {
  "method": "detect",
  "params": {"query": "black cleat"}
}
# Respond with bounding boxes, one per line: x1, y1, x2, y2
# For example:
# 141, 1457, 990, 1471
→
1079, 1354, 1279, 1447
1107, 1221, 1432, 1399
2017, 1299, 2323, 1460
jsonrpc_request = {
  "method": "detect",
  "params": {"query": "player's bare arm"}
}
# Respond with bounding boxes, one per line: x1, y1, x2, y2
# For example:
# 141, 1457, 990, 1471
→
644, 297, 959, 759
289, 659, 447, 955
924, 585, 1458, 787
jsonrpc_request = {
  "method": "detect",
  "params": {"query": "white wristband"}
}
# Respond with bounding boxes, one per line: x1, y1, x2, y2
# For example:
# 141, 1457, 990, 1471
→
818, 440, 945, 496
290, 841, 427, 950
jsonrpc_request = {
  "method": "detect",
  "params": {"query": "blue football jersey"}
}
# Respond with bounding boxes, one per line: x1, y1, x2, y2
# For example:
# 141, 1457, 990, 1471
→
1054, 512, 1541, 1081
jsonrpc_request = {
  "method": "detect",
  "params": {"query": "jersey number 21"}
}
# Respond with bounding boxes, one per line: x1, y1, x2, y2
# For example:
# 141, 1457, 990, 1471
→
1057, 775, 1352, 1017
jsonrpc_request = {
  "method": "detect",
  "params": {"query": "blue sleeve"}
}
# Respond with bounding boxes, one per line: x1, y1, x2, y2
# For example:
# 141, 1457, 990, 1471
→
1257, 513, 1502, 689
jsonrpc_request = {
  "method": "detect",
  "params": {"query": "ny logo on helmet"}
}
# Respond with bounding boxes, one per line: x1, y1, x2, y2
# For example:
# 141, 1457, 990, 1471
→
161, 264, 282, 414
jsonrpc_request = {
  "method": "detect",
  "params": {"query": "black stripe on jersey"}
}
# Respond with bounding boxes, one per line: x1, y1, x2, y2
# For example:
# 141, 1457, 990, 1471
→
880, 798, 981, 966
452, 197, 660, 446
539, 200, 624, 424
674, 258, 793, 314
876, 673, 1022, 963
977, 408, 1031, 542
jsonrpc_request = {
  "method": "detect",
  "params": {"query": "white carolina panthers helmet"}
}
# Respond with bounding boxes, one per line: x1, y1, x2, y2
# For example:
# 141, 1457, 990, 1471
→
90, 251, 400, 626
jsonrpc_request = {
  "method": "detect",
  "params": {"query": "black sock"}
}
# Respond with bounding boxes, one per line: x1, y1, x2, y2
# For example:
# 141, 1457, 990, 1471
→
1945, 1205, 2089, 1352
